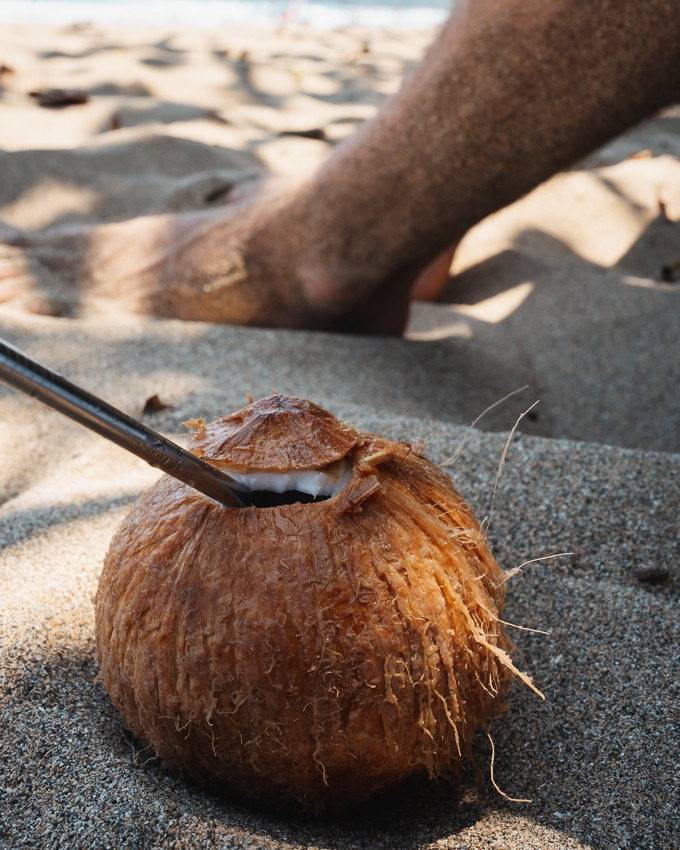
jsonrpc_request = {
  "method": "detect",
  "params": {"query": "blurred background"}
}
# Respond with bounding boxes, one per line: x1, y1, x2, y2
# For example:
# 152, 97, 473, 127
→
2, 0, 452, 30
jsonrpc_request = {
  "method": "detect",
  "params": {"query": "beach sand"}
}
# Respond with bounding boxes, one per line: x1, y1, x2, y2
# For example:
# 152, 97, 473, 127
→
0, 21, 678, 850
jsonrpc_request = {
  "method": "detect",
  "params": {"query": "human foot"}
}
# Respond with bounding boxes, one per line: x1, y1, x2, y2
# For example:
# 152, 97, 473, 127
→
0, 213, 291, 328
411, 243, 458, 302
0, 175, 296, 322
0, 181, 450, 334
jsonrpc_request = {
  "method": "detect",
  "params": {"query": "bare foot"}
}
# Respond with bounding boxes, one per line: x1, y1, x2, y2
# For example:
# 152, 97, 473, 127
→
0, 188, 298, 325
0, 181, 454, 335
411, 243, 458, 302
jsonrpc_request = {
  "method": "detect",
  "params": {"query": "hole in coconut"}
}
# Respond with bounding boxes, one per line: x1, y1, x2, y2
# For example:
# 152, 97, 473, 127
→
227, 457, 352, 508
239, 489, 330, 508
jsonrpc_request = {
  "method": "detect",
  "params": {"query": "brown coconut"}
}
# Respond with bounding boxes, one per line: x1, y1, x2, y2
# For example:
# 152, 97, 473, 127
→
95, 394, 534, 814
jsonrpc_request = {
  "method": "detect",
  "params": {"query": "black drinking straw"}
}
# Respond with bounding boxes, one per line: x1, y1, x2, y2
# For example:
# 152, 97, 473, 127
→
0, 339, 244, 508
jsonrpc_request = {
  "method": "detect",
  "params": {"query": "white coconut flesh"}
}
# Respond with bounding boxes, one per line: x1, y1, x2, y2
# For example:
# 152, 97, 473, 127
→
226, 456, 353, 499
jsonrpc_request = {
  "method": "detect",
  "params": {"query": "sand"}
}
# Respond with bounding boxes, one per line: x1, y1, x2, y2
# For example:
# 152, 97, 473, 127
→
0, 21, 679, 850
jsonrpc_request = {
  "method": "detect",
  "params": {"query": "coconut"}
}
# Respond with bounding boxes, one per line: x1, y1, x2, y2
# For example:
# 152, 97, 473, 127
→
95, 394, 534, 814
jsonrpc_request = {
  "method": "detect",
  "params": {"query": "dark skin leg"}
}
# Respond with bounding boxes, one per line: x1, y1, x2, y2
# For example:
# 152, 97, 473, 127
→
1, 0, 679, 333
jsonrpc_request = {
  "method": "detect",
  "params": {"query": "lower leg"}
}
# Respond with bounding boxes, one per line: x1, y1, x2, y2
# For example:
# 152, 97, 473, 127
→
279, 0, 680, 322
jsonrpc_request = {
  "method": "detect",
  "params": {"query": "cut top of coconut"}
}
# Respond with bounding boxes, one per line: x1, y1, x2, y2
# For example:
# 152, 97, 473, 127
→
187, 394, 362, 473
